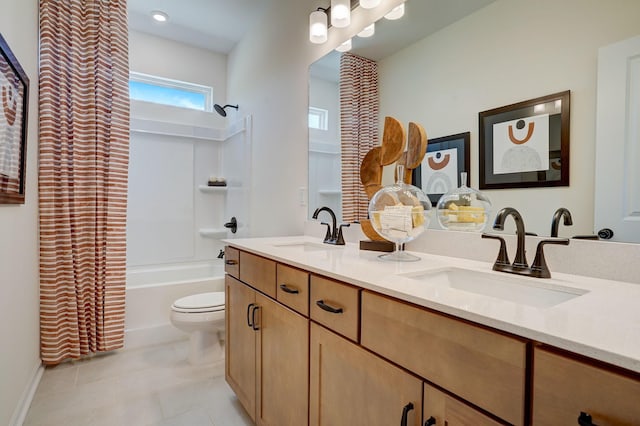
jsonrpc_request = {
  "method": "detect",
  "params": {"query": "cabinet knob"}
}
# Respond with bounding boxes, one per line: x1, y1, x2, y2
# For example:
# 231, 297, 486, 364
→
578, 411, 598, 426
424, 416, 436, 426
400, 402, 414, 426
280, 283, 300, 294
316, 300, 343, 314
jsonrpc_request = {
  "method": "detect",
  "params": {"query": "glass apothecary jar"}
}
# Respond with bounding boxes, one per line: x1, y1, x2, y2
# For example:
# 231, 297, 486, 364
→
436, 172, 491, 232
368, 165, 432, 261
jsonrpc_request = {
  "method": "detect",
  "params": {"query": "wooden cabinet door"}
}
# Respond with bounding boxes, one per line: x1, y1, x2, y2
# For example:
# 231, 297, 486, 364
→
423, 382, 503, 426
532, 347, 640, 425
225, 275, 257, 422
310, 322, 422, 426
255, 294, 309, 426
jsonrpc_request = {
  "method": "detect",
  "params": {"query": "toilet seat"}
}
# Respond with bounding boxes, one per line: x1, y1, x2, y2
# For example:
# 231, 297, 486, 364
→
172, 292, 225, 313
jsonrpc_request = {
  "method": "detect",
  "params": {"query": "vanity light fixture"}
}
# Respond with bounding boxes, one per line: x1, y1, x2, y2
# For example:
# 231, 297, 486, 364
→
357, 23, 375, 38
384, 3, 405, 20
335, 38, 352, 52
331, 0, 351, 28
309, 8, 329, 44
359, 0, 381, 9
151, 10, 169, 23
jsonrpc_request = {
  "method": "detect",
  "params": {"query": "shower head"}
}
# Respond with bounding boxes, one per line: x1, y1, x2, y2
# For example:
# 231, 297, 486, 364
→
214, 104, 239, 117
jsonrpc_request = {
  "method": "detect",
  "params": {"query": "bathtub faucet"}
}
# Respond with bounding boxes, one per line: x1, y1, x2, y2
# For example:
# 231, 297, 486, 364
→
217, 249, 225, 259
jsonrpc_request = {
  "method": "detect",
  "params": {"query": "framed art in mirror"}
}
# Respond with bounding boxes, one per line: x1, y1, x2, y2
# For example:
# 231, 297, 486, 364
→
412, 132, 470, 206
0, 33, 29, 204
479, 90, 570, 190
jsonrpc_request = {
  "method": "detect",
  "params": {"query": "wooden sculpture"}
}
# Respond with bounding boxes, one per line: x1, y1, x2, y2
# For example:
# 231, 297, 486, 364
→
359, 117, 428, 245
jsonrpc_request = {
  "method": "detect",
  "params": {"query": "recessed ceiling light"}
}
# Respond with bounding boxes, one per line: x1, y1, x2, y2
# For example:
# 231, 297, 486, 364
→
151, 10, 169, 23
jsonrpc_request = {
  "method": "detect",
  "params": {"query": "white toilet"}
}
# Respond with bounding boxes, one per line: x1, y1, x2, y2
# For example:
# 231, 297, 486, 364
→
170, 292, 225, 365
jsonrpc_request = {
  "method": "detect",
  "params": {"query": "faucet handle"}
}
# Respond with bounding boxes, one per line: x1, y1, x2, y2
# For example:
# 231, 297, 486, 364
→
482, 233, 511, 270
320, 222, 332, 242
531, 238, 570, 278
335, 223, 350, 245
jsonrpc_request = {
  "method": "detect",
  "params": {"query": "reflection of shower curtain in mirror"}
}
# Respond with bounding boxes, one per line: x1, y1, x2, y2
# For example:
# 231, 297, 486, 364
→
38, 0, 130, 365
340, 53, 379, 222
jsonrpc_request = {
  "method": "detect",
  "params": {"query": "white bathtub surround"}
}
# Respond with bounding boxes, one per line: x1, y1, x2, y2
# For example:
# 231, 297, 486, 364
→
230, 234, 640, 373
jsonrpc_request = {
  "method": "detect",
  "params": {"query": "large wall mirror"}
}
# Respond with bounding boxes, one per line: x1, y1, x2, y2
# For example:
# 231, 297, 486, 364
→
308, 0, 640, 242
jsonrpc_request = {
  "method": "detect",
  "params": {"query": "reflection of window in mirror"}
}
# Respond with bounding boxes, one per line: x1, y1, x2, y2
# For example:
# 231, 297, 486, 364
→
309, 107, 328, 130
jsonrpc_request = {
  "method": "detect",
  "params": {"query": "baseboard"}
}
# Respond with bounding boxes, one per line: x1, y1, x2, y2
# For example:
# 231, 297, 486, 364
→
10, 361, 44, 426
124, 323, 187, 350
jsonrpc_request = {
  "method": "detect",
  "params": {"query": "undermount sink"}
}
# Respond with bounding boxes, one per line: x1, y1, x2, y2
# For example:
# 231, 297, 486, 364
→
272, 241, 340, 252
401, 267, 588, 308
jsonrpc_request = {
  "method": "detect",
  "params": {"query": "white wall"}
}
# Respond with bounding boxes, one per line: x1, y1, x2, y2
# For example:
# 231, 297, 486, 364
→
0, 0, 41, 424
378, 0, 640, 237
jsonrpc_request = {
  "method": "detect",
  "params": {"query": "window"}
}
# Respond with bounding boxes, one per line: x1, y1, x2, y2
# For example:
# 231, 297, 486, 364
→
129, 72, 213, 112
308, 107, 329, 131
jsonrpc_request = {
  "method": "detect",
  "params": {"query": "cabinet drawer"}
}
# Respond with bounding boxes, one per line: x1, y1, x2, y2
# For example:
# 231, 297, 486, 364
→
224, 246, 240, 278
276, 263, 309, 316
423, 382, 503, 426
532, 347, 640, 425
239, 251, 276, 298
310, 275, 359, 342
361, 291, 526, 425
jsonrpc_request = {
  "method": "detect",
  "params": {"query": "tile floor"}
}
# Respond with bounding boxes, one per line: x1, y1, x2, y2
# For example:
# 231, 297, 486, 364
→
23, 340, 254, 426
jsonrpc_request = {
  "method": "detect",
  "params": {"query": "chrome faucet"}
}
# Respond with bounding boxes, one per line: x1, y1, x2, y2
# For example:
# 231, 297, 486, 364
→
483, 207, 570, 278
551, 207, 573, 237
312, 206, 349, 245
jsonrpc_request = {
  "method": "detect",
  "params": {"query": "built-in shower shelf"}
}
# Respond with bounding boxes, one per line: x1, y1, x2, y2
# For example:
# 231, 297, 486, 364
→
199, 228, 227, 238
318, 189, 342, 195
198, 185, 228, 193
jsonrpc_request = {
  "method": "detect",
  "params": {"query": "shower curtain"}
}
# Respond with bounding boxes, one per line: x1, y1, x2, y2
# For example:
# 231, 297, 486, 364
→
38, 0, 130, 365
339, 53, 379, 223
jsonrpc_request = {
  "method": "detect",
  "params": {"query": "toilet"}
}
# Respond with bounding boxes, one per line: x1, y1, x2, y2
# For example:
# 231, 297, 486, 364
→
170, 292, 225, 365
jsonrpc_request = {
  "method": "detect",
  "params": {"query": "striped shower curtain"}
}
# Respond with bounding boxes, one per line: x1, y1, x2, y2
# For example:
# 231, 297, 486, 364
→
339, 53, 379, 222
38, 0, 130, 365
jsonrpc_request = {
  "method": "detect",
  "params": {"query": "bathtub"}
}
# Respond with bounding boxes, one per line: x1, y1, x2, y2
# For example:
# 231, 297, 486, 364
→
124, 260, 225, 349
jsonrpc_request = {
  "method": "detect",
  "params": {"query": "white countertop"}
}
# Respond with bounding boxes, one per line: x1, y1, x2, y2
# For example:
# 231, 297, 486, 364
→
225, 235, 640, 374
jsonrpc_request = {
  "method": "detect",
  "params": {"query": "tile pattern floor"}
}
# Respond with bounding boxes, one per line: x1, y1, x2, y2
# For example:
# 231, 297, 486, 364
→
23, 340, 254, 426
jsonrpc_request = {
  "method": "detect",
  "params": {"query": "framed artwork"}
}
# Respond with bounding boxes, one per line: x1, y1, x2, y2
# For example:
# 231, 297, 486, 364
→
412, 132, 470, 206
479, 90, 570, 190
0, 33, 29, 204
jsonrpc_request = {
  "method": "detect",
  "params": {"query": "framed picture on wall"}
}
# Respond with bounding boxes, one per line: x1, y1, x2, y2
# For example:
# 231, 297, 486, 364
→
412, 132, 470, 206
479, 90, 570, 190
0, 33, 29, 204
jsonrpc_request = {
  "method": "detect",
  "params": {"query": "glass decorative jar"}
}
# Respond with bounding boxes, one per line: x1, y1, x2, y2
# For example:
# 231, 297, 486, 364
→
368, 165, 431, 261
436, 172, 491, 232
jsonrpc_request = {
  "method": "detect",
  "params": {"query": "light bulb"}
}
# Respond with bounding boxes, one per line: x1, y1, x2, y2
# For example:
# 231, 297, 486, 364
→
331, 0, 351, 28
309, 10, 328, 44
335, 38, 352, 52
384, 3, 405, 20
357, 23, 375, 38
360, 0, 381, 9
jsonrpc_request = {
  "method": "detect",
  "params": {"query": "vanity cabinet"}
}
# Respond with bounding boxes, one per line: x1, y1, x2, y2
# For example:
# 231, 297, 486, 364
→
225, 259, 309, 425
224, 246, 240, 278
310, 322, 423, 426
360, 290, 527, 425
532, 347, 640, 425
423, 382, 504, 426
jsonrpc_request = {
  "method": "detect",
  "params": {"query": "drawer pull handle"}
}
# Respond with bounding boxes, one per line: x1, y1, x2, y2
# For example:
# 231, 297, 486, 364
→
280, 284, 300, 294
225, 260, 238, 265
578, 412, 598, 426
316, 300, 343, 314
246, 303, 255, 327
251, 305, 260, 331
400, 402, 414, 426
424, 416, 436, 426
